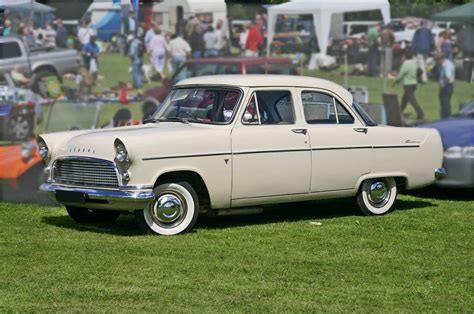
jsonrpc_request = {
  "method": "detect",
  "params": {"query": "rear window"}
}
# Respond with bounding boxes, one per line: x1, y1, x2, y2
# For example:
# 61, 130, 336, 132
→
0, 42, 22, 59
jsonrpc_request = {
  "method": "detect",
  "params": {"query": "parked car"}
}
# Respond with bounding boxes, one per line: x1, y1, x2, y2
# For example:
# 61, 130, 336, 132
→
421, 101, 474, 188
141, 57, 300, 113
0, 37, 80, 95
39, 75, 445, 236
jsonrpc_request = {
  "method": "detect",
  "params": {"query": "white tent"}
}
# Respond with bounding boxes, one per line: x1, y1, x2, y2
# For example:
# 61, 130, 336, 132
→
267, 0, 391, 56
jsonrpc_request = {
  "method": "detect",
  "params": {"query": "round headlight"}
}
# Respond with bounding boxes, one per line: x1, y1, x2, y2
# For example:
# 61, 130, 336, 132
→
38, 138, 49, 161
114, 139, 129, 163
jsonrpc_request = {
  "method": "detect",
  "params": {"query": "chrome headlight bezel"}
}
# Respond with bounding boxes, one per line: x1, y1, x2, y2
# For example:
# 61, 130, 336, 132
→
114, 139, 129, 164
37, 137, 50, 162
114, 139, 131, 185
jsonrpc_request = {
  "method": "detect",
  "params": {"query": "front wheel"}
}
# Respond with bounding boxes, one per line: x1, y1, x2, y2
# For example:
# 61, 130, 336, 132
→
135, 182, 199, 236
66, 206, 120, 224
357, 177, 397, 215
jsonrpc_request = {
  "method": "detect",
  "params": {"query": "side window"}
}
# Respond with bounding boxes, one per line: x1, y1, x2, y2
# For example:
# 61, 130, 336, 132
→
302, 91, 354, 124
242, 90, 295, 125
0, 42, 22, 59
301, 91, 336, 124
335, 100, 354, 124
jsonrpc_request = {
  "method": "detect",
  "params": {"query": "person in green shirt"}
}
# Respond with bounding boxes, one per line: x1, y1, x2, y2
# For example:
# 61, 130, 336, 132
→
394, 50, 424, 121
367, 24, 381, 77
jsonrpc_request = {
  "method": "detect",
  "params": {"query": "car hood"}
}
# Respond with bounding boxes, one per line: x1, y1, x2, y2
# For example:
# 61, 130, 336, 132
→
421, 118, 474, 149
53, 122, 231, 161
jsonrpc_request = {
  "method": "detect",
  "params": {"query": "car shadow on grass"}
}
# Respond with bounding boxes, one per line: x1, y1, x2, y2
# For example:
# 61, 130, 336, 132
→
195, 198, 435, 231
41, 213, 143, 236
40, 198, 435, 235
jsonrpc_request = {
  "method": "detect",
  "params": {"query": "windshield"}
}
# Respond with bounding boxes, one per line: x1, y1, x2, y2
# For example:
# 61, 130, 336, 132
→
352, 101, 377, 126
154, 87, 242, 125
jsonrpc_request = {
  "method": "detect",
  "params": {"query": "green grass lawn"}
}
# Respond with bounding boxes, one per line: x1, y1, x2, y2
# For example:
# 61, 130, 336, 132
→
0, 190, 473, 312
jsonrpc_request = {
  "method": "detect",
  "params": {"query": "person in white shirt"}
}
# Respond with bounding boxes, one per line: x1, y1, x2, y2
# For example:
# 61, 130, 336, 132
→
77, 20, 96, 47
169, 33, 191, 76
203, 25, 219, 57
215, 19, 229, 55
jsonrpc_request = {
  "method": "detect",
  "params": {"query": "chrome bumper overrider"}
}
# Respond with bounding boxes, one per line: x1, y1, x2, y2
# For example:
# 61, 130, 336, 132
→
435, 168, 447, 180
40, 183, 155, 210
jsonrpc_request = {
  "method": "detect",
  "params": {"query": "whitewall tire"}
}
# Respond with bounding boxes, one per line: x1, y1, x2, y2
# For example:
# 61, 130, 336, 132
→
357, 177, 397, 215
135, 182, 199, 236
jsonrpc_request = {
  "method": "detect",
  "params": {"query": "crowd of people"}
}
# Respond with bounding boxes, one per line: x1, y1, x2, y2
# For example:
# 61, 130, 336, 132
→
366, 20, 472, 120
2, 17, 69, 49
126, 13, 265, 89
1, 8, 470, 121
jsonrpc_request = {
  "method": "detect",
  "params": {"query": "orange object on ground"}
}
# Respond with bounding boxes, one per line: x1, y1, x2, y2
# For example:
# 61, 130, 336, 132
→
0, 140, 43, 188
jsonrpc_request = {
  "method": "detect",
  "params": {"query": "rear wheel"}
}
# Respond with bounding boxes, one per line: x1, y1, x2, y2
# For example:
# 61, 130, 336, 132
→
357, 177, 397, 215
135, 182, 199, 236
66, 206, 120, 224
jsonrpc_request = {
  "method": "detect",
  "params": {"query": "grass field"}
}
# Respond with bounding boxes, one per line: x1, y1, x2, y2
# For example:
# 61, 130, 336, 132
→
0, 190, 473, 312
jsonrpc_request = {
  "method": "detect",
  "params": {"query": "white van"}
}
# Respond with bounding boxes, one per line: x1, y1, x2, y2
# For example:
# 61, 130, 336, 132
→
152, 0, 227, 35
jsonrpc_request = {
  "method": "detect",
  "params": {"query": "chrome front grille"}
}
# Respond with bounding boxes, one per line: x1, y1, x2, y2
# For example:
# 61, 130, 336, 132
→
53, 158, 119, 188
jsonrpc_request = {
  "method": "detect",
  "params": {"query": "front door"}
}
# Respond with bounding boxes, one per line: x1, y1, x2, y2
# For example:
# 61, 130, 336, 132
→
298, 89, 373, 192
231, 89, 311, 201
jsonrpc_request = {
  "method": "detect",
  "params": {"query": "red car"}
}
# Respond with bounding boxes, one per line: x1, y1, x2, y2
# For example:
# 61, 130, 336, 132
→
141, 57, 300, 117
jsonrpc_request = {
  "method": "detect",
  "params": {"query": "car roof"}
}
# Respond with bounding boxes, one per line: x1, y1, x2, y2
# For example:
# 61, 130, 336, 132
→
176, 75, 354, 105
185, 57, 294, 65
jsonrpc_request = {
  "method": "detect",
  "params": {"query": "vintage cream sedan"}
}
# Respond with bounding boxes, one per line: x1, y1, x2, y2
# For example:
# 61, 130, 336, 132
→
39, 75, 445, 235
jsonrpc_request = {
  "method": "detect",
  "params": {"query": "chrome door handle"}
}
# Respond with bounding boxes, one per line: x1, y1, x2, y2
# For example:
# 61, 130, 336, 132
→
353, 127, 368, 134
292, 128, 307, 135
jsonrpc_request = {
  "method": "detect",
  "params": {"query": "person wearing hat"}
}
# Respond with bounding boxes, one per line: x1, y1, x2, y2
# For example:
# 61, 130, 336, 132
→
129, 34, 144, 89
436, 52, 455, 119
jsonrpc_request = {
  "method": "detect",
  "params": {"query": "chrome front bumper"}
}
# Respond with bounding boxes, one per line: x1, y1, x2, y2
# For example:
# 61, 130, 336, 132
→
40, 183, 155, 211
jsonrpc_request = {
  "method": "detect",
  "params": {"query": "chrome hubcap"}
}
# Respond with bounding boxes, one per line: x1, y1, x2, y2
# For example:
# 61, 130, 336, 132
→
368, 180, 390, 207
151, 194, 185, 226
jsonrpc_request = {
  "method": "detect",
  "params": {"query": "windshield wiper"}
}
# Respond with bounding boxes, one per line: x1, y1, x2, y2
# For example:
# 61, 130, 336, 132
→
143, 117, 160, 124
158, 117, 190, 124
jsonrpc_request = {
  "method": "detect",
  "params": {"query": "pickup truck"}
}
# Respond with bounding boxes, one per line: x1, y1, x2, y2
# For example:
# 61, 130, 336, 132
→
0, 36, 80, 93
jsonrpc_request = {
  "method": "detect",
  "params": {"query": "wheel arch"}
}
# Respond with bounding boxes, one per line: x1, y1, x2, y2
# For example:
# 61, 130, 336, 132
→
154, 170, 211, 207
356, 172, 409, 192
32, 64, 59, 77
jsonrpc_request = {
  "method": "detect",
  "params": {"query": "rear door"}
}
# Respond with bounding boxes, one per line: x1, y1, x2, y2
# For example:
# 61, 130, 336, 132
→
298, 89, 373, 192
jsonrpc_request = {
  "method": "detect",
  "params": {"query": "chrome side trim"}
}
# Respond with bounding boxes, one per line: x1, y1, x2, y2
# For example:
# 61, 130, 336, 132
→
435, 168, 447, 180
